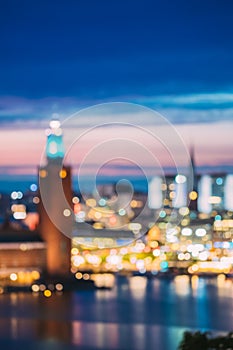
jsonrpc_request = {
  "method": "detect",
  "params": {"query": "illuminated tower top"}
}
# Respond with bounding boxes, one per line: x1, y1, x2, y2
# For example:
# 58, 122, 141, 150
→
45, 119, 65, 162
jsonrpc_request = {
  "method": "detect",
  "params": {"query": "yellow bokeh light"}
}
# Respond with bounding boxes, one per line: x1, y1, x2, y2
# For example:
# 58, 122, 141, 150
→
44, 289, 52, 297
39, 169, 47, 178
161, 183, 167, 191
169, 183, 175, 190
169, 191, 176, 199
75, 272, 83, 280
148, 226, 160, 241
31, 270, 40, 280
163, 199, 170, 206
93, 222, 104, 229
86, 198, 97, 207
130, 200, 143, 208
191, 264, 199, 272
149, 241, 159, 249
10, 273, 17, 281
94, 211, 102, 219
130, 200, 137, 208
71, 248, 79, 255
189, 191, 198, 200
31, 284, 40, 292
179, 207, 190, 216
83, 273, 90, 280
181, 219, 189, 226
59, 169, 67, 179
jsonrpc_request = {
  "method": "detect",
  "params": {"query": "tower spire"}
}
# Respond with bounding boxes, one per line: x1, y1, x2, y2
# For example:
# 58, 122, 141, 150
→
187, 144, 198, 211
46, 118, 65, 162
189, 144, 197, 190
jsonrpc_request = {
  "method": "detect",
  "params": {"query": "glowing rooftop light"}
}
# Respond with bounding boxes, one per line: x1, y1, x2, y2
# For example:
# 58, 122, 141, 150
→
46, 118, 65, 159
50, 119, 61, 129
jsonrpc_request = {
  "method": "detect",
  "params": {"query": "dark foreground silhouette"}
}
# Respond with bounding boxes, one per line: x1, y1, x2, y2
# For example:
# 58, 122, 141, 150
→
178, 331, 233, 350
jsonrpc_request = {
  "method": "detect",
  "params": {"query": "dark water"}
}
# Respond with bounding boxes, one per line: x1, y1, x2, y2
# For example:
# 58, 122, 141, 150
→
0, 275, 233, 350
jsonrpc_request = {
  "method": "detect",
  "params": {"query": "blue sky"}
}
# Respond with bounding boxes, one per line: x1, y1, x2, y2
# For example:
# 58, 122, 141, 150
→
0, 0, 233, 191
1, 0, 233, 100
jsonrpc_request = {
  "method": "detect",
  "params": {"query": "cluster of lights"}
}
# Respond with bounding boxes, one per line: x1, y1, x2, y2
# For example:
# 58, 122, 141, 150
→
9, 270, 40, 284
11, 191, 23, 200
72, 192, 142, 233
178, 252, 191, 261
7, 170, 233, 280
75, 272, 90, 280
69, 189, 232, 277
188, 261, 231, 274
11, 204, 26, 220
71, 237, 170, 275
31, 282, 63, 297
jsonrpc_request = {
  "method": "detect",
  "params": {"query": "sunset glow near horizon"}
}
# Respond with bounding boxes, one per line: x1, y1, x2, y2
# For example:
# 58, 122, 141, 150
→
1, 1, 233, 191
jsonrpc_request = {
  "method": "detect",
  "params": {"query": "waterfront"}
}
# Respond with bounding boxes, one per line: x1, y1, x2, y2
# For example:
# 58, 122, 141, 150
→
0, 275, 233, 350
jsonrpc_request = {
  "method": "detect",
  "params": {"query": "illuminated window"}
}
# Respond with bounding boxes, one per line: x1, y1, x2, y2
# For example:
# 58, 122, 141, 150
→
39, 169, 47, 178
59, 169, 67, 179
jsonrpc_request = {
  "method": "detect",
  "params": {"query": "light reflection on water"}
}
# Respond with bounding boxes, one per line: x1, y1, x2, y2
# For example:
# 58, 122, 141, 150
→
0, 276, 232, 349
129, 276, 147, 298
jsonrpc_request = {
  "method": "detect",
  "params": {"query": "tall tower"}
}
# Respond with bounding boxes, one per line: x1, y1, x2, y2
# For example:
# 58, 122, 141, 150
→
187, 145, 198, 212
38, 119, 73, 277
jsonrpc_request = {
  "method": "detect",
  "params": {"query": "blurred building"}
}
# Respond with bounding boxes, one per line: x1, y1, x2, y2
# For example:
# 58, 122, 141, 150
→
38, 119, 73, 276
0, 228, 45, 283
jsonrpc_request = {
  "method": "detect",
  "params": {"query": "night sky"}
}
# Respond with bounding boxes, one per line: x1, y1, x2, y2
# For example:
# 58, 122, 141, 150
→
1, 0, 233, 99
0, 0, 233, 190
